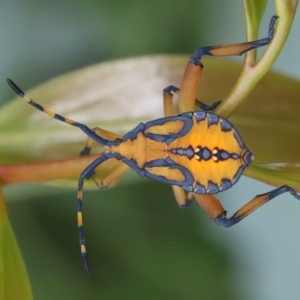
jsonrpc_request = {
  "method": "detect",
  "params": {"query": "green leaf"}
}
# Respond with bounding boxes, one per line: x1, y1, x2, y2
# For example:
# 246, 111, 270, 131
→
1, 56, 181, 164
244, 0, 267, 41
245, 163, 300, 191
6, 181, 238, 299
0, 188, 33, 300
1, 56, 300, 190
216, 2, 298, 117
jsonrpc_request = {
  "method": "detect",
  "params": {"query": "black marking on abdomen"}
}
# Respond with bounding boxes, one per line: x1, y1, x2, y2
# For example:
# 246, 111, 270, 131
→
170, 145, 194, 159
212, 148, 239, 162
195, 146, 212, 161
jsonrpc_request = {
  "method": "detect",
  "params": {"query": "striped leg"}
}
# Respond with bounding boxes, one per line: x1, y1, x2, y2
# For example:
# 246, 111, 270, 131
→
193, 185, 300, 228
7, 79, 127, 274
77, 153, 112, 275
7, 79, 114, 147
178, 15, 278, 112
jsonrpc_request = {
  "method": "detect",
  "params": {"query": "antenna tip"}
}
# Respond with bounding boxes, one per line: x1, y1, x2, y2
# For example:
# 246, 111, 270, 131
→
7, 78, 25, 97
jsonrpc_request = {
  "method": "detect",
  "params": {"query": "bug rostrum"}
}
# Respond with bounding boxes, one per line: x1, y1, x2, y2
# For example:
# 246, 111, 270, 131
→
7, 15, 300, 275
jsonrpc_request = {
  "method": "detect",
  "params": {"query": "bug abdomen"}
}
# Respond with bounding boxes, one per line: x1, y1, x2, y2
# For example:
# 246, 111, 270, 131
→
167, 112, 253, 193
110, 111, 252, 194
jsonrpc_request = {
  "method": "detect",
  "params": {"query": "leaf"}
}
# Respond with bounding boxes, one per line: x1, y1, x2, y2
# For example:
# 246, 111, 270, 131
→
216, 2, 298, 118
1, 56, 300, 190
245, 163, 300, 191
0, 56, 183, 164
0, 188, 33, 300
6, 181, 237, 299
244, 0, 267, 41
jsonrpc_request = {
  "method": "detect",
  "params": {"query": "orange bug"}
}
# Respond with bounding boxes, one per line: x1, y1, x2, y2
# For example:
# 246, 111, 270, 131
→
8, 15, 299, 275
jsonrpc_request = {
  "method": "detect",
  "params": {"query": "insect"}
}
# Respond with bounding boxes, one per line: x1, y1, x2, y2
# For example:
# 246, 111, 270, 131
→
7, 15, 300, 275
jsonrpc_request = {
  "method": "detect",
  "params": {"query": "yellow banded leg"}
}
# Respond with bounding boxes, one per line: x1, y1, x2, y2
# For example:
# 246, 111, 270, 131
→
7, 79, 118, 147
77, 155, 129, 275
78, 156, 130, 275
77, 154, 113, 275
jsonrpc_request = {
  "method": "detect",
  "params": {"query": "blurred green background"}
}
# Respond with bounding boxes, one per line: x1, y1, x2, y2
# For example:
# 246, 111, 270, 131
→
1, 1, 300, 300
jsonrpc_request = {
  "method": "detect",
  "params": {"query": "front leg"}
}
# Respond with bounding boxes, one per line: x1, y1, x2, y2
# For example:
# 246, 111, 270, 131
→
178, 15, 278, 113
163, 85, 221, 116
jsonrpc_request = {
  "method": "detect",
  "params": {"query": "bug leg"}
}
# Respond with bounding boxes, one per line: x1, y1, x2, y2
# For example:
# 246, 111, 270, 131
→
90, 162, 129, 189
195, 99, 221, 111
172, 186, 193, 208
214, 185, 300, 227
194, 185, 300, 228
163, 85, 177, 117
193, 194, 226, 219
163, 85, 221, 113
191, 15, 278, 65
78, 153, 114, 275
178, 15, 278, 113
7, 79, 115, 147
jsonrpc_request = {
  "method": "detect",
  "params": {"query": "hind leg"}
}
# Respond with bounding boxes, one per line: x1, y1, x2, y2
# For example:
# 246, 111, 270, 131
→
192, 185, 300, 228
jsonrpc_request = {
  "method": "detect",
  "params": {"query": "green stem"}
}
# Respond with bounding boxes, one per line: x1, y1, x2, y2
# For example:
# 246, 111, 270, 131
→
0, 154, 116, 185
215, 0, 298, 118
